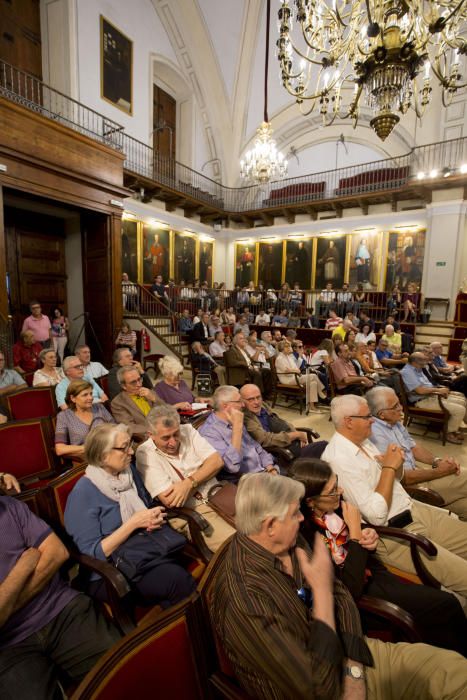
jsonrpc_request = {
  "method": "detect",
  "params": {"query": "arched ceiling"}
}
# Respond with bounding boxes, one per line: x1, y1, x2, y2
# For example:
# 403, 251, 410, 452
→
151, 0, 463, 185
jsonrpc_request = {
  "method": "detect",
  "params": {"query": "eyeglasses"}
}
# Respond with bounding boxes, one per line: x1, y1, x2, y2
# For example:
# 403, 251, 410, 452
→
112, 441, 135, 453
126, 378, 143, 386
69, 364, 84, 370
320, 476, 339, 498
347, 414, 373, 421
383, 401, 402, 412
228, 399, 243, 404
243, 395, 262, 401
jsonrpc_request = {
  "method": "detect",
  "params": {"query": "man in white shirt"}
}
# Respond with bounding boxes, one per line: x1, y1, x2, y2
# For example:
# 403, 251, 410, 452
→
209, 331, 228, 361
136, 405, 235, 552
255, 310, 271, 326
322, 394, 467, 598
75, 345, 109, 380
259, 330, 277, 357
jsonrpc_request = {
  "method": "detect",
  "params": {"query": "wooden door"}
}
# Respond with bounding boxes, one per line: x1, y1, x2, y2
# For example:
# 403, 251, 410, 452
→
152, 84, 176, 159
0, 0, 42, 79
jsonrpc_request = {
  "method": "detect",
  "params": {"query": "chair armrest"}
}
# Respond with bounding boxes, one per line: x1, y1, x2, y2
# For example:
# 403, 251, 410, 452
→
265, 445, 295, 466
70, 551, 135, 635
358, 594, 423, 643
299, 427, 320, 441
372, 525, 440, 589
165, 507, 213, 564
404, 486, 444, 508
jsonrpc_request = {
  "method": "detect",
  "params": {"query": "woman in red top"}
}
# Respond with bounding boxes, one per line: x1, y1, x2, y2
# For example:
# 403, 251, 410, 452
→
13, 330, 42, 375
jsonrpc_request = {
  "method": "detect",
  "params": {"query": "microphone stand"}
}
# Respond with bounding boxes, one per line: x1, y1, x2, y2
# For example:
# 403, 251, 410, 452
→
71, 312, 104, 358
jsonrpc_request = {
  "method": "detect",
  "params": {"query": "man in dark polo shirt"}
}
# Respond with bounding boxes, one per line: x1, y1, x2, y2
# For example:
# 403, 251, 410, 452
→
0, 497, 120, 699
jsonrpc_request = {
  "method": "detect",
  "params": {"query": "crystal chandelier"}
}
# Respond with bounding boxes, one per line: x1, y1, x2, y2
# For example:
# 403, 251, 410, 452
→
277, 1, 467, 141
240, 0, 288, 183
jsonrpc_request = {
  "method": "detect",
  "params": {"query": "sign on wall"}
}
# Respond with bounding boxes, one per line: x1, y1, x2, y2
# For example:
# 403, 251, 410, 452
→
101, 16, 133, 115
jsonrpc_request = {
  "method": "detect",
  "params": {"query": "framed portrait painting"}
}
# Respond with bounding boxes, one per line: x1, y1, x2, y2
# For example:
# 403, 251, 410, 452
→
142, 226, 170, 284
198, 241, 214, 286
285, 239, 313, 288
174, 234, 196, 284
121, 219, 138, 282
385, 230, 426, 291
315, 236, 348, 289
101, 16, 133, 115
258, 241, 283, 289
235, 243, 256, 287
349, 232, 383, 289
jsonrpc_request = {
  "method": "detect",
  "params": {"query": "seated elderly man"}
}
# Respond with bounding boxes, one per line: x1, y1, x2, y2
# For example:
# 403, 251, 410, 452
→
191, 341, 226, 385
367, 386, 467, 521
401, 352, 467, 445
13, 330, 42, 375
136, 405, 235, 552
375, 337, 408, 369
211, 473, 467, 700
0, 350, 26, 395
259, 330, 277, 357
224, 331, 267, 393
245, 333, 273, 370
199, 385, 278, 482
209, 330, 228, 362
322, 394, 467, 600
55, 356, 107, 411
0, 497, 120, 700
75, 345, 108, 380
381, 324, 405, 355
331, 344, 374, 394
107, 347, 153, 400
240, 384, 319, 458
110, 365, 163, 440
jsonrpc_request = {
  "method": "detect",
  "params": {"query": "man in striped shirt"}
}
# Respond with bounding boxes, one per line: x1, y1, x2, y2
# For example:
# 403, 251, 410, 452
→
211, 473, 467, 699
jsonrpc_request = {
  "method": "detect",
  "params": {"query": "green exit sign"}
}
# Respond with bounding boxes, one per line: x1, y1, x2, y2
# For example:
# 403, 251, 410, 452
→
436, 261, 446, 267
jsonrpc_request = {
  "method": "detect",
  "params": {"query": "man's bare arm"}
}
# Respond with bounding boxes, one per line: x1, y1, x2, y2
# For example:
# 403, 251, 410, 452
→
0, 549, 41, 628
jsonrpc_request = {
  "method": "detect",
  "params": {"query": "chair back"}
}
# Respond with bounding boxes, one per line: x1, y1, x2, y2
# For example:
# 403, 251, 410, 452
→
6, 386, 57, 420
99, 375, 109, 397
71, 595, 206, 700
40, 464, 87, 531
326, 364, 338, 398
0, 417, 60, 484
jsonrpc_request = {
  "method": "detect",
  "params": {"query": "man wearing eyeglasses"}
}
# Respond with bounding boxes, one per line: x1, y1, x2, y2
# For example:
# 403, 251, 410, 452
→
21, 301, 52, 348
110, 366, 163, 440
55, 356, 107, 410
323, 394, 467, 600
199, 385, 278, 482
367, 386, 467, 521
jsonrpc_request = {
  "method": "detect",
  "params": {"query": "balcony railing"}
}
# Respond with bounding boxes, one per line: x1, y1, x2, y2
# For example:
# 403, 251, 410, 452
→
1, 60, 466, 214
0, 60, 124, 151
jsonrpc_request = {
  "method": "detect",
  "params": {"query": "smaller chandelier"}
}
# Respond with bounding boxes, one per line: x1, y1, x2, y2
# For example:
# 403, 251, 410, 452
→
241, 0, 288, 184
240, 121, 288, 184
277, 0, 467, 141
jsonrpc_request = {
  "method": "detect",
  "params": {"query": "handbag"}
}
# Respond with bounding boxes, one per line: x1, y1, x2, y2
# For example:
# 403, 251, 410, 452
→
111, 524, 186, 582
207, 482, 237, 528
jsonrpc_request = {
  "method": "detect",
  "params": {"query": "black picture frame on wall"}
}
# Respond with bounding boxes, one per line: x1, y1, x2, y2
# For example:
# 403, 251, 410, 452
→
101, 16, 133, 115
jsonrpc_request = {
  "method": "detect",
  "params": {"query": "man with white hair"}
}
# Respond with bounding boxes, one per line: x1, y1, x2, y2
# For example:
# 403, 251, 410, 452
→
136, 405, 235, 552
110, 366, 162, 439
381, 324, 404, 355
211, 473, 467, 700
55, 356, 107, 411
367, 386, 467, 521
322, 394, 467, 599
259, 330, 277, 357
107, 347, 153, 400
199, 386, 278, 482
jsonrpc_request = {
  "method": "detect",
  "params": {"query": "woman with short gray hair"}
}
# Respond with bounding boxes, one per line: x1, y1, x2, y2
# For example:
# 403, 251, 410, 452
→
33, 349, 65, 387
155, 355, 211, 409
65, 423, 196, 607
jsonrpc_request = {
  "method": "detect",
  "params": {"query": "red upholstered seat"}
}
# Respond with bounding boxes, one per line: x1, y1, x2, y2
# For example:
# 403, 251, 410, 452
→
6, 386, 57, 420
40, 464, 86, 529
0, 417, 61, 484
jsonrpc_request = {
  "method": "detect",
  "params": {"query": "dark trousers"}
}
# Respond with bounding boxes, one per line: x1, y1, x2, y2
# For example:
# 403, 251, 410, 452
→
364, 567, 467, 657
0, 594, 121, 700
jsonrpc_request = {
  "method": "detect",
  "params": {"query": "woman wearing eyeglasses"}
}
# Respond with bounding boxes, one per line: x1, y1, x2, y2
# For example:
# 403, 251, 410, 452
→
65, 423, 196, 608
289, 456, 467, 657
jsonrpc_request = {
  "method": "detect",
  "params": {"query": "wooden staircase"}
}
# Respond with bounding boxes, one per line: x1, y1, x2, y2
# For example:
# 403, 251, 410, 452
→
414, 320, 454, 354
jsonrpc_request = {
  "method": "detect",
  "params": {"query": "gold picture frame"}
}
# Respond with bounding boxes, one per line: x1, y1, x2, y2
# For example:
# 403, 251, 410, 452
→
100, 15, 133, 115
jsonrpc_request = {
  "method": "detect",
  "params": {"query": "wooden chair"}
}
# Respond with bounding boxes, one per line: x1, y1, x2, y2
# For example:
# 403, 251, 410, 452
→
0, 416, 63, 487
71, 593, 245, 700
271, 364, 307, 415
399, 380, 449, 445
5, 385, 57, 420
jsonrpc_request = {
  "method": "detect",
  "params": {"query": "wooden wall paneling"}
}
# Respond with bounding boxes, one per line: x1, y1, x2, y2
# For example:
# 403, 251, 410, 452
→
0, 0, 42, 79
0, 185, 8, 318
81, 211, 122, 364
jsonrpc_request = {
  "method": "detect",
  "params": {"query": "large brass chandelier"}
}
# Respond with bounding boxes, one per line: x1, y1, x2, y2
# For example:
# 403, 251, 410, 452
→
240, 0, 288, 184
277, 1, 467, 141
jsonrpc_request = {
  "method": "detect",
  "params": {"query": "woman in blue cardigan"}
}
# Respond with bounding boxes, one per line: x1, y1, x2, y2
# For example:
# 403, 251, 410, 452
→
65, 423, 196, 608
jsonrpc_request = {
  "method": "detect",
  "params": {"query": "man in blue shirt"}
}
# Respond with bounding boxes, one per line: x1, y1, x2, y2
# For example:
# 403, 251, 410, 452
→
199, 385, 278, 482
367, 386, 467, 520
178, 309, 194, 333
56, 355, 107, 410
401, 352, 466, 444
375, 338, 407, 368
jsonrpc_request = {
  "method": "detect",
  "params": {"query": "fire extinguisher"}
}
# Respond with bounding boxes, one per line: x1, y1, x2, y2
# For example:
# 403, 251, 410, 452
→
141, 328, 150, 352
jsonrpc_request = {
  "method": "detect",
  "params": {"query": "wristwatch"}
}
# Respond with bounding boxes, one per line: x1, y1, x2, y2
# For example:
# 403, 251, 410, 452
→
188, 475, 199, 489
345, 665, 364, 680
432, 457, 442, 469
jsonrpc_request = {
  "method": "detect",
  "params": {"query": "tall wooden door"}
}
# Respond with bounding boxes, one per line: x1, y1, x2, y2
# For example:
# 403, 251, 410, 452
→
1, 0, 42, 79
153, 84, 176, 159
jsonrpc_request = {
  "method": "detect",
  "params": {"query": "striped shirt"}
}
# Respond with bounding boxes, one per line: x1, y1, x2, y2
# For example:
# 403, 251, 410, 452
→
210, 533, 372, 700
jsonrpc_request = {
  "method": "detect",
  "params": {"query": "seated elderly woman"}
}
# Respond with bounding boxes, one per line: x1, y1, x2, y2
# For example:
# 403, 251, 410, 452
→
289, 456, 467, 657
64, 423, 196, 607
274, 339, 326, 413
55, 379, 115, 459
13, 330, 42, 375
33, 348, 65, 387
155, 356, 213, 409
